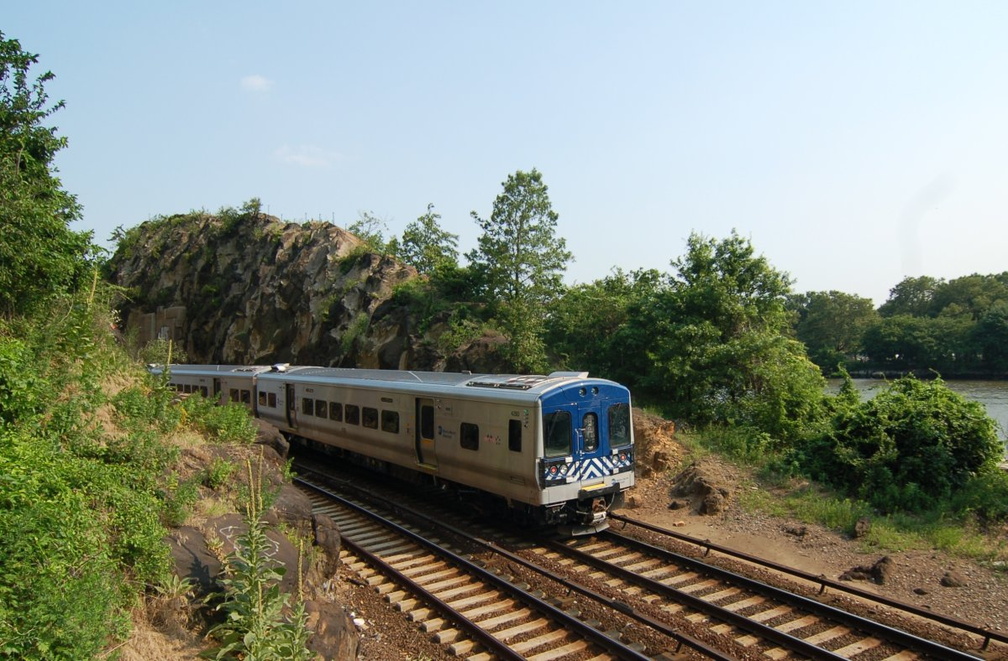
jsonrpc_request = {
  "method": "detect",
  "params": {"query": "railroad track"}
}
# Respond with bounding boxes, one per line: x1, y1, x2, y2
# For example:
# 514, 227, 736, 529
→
611, 514, 1008, 655
293, 459, 1004, 660
525, 530, 992, 661
294, 474, 704, 660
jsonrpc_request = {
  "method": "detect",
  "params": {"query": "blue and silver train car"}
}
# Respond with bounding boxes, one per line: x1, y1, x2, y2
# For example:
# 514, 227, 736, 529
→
155, 364, 636, 533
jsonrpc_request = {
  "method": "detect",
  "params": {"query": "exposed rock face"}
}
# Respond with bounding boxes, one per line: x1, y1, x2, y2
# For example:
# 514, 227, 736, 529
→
108, 211, 504, 370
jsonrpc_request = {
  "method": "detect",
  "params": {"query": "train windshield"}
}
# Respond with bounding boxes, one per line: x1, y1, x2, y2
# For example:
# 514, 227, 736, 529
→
544, 411, 572, 457
609, 402, 631, 447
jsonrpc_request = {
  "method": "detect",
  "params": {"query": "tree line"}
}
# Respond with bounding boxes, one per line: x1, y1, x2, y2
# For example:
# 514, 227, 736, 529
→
792, 275, 1008, 377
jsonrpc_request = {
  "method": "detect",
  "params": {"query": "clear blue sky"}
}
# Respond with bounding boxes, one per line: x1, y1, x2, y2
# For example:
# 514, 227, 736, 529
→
7, 1, 1007, 305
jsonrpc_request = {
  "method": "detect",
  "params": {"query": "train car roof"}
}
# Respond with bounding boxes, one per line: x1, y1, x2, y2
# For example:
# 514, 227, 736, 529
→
151, 364, 273, 375
256, 366, 624, 400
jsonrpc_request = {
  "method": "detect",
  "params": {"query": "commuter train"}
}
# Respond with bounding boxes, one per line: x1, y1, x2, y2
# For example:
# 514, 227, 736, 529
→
152, 364, 636, 534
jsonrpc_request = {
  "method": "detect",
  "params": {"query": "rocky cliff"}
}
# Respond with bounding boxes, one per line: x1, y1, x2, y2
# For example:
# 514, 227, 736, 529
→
108, 210, 505, 371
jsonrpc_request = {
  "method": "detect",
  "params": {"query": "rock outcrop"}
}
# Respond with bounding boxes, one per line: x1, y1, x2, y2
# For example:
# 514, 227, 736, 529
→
108, 211, 505, 371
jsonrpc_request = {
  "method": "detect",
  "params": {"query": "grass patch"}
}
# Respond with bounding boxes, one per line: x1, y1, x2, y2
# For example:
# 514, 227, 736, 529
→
681, 428, 1008, 565
736, 473, 1008, 564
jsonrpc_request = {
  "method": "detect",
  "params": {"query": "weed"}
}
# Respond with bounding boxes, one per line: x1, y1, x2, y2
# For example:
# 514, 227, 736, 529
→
205, 457, 311, 660
204, 457, 236, 490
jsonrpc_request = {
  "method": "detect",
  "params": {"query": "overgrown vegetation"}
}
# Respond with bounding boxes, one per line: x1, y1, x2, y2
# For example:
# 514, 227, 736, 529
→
683, 372, 1008, 561
0, 287, 164, 658
0, 282, 308, 658
0, 33, 311, 657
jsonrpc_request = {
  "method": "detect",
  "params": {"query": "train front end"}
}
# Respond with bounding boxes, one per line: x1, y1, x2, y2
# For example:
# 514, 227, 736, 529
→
537, 377, 635, 534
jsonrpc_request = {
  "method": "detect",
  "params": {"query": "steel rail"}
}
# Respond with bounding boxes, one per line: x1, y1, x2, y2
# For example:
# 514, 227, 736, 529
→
294, 463, 733, 659
599, 526, 984, 661
546, 537, 850, 661
294, 474, 655, 661
612, 512, 1008, 651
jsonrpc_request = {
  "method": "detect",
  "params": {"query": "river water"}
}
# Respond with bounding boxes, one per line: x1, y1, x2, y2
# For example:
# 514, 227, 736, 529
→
826, 378, 1008, 442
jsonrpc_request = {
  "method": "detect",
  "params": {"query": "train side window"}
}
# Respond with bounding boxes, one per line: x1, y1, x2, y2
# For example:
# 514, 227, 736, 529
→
315, 399, 328, 418
608, 403, 631, 447
183, 384, 191, 394
258, 391, 267, 406
268, 392, 277, 408
381, 410, 399, 433
582, 413, 598, 452
460, 422, 479, 451
241, 390, 251, 404
544, 411, 571, 457
231, 389, 240, 403
200, 386, 209, 397
329, 401, 343, 422
302, 398, 313, 415
362, 407, 379, 429
345, 404, 360, 425
508, 419, 522, 452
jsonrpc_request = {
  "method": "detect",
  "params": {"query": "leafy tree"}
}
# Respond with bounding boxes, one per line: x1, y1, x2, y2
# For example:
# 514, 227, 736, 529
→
644, 231, 826, 445
0, 31, 96, 316
974, 300, 1008, 373
929, 273, 1008, 320
545, 268, 663, 384
398, 203, 459, 275
862, 314, 976, 373
347, 210, 391, 254
867, 273, 1008, 374
790, 291, 878, 372
878, 275, 941, 318
468, 169, 572, 371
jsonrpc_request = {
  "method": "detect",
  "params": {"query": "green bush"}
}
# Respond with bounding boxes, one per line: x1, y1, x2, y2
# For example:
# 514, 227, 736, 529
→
951, 470, 1008, 525
179, 395, 257, 444
161, 474, 200, 527
0, 339, 46, 426
205, 457, 237, 490
803, 375, 1002, 514
0, 489, 126, 660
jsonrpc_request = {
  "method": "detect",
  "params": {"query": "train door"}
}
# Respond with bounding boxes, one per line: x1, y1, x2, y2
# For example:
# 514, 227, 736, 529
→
213, 378, 222, 404
575, 401, 607, 472
285, 383, 298, 429
415, 397, 437, 468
